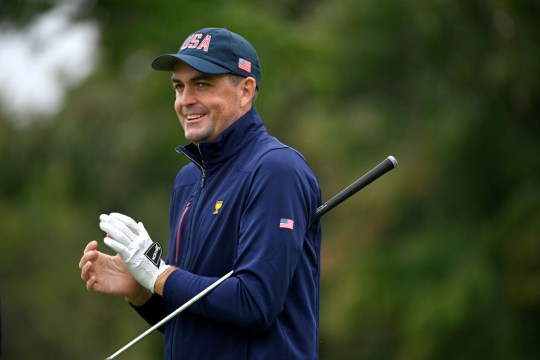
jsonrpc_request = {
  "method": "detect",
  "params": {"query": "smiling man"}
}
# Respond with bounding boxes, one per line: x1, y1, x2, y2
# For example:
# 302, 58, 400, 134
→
171, 62, 253, 144
79, 27, 322, 359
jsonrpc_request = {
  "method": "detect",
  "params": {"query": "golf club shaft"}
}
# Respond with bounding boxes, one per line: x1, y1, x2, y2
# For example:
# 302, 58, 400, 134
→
106, 270, 233, 360
106, 155, 398, 359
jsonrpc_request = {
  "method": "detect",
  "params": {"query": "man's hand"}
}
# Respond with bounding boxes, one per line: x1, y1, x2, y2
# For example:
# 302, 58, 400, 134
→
99, 213, 171, 293
79, 240, 151, 305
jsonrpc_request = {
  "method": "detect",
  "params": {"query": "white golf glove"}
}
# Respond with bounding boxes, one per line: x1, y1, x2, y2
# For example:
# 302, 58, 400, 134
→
99, 212, 170, 292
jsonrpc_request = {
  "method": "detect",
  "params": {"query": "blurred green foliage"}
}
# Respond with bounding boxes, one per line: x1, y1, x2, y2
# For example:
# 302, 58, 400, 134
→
1, 0, 539, 359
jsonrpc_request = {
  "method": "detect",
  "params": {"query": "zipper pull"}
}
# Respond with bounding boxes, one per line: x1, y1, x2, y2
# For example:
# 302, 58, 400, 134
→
201, 170, 206, 188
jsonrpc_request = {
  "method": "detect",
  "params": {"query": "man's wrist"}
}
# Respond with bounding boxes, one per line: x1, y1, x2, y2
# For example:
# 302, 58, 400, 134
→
125, 287, 153, 307
153, 266, 176, 296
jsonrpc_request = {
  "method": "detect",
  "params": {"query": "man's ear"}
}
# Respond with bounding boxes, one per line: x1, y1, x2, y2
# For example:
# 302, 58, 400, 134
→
239, 77, 257, 108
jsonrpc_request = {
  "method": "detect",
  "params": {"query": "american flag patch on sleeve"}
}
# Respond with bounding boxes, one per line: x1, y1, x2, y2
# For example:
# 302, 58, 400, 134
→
279, 218, 294, 230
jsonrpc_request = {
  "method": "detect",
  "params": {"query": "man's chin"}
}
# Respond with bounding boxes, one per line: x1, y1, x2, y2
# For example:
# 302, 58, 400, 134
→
185, 132, 209, 144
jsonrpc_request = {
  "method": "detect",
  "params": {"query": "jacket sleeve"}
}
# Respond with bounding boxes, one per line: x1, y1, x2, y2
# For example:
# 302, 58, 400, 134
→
130, 293, 169, 332
161, 148, 321, 331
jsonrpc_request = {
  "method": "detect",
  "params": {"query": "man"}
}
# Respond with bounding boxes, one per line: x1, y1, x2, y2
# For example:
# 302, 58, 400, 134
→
79, 27, 322, 359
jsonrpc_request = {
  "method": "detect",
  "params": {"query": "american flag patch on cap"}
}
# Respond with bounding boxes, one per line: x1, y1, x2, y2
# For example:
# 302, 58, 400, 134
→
279, 218, 294, 230
238, 58, 252, 73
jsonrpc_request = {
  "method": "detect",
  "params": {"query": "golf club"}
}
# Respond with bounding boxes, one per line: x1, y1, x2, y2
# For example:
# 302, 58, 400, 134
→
106, 155, 398, 359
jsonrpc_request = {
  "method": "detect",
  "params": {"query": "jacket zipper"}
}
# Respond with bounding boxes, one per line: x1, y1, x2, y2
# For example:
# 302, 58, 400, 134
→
174, 158, 205, 271
176, 145, 207, 188
171, 147, 206, 358
200, 169, 206, 188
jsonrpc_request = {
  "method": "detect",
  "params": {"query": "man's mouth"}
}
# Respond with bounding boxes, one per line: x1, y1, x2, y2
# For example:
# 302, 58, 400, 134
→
186, 114, 205, 121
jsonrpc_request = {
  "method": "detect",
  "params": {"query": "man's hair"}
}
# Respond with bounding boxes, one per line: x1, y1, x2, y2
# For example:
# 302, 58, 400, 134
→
228, 74, 258, 106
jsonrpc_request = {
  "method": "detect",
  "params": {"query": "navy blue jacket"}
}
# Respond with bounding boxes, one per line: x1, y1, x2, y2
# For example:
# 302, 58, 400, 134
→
135, 108, 322, 359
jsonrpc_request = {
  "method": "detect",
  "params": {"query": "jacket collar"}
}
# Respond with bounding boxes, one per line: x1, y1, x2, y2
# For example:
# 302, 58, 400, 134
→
176, 107, 265, 172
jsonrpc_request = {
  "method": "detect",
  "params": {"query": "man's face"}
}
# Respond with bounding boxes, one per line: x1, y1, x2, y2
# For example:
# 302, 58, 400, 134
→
171, 62, 251, 144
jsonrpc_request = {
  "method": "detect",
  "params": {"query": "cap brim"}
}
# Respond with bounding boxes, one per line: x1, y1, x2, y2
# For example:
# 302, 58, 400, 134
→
151, 54, 230, 74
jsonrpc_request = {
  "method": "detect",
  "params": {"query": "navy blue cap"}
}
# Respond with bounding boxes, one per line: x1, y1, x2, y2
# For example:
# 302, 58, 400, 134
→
152, 28, 261, 87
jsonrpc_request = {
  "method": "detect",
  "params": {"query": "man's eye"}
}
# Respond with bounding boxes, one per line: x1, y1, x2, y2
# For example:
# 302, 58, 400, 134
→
173, 84, 184, 91
197, 82, 210, 87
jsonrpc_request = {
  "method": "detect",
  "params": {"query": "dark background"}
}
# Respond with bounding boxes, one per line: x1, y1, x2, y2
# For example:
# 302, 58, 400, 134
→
0, 0, 539, 359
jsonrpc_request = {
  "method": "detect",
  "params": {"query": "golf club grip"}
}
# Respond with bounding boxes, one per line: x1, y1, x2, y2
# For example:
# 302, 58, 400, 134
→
315, 156, 398, 220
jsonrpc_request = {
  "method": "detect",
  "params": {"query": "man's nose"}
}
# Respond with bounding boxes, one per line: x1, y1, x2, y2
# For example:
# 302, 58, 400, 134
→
178, 86, 197, 106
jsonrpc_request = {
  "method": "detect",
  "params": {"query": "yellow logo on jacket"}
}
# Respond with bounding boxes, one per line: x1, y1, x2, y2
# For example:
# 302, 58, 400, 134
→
213, 201, 223, 214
